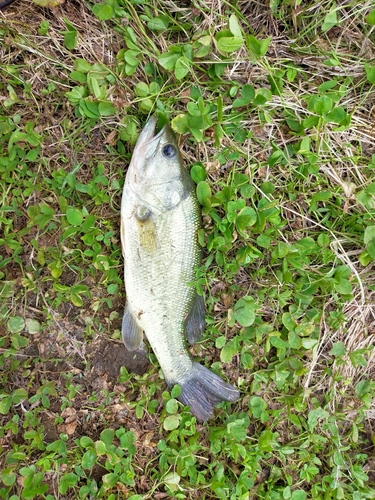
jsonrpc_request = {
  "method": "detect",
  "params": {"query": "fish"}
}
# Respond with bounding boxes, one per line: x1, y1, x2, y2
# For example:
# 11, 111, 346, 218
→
0, 0, 17, 10
120, 116, 239, 421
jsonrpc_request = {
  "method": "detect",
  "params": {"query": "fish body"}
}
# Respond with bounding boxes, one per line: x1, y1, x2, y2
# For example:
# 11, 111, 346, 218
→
120, 116, 239, 421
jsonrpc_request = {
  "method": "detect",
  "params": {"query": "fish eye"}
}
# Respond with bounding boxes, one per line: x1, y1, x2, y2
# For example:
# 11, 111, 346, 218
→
162, 143, 177, 158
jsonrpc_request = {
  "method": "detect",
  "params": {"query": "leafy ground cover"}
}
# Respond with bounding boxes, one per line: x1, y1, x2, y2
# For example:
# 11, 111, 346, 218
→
1, 0, 375, 498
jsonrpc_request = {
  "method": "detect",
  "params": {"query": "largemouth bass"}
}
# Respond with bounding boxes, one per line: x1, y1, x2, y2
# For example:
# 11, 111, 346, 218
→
120, 116, 239, 421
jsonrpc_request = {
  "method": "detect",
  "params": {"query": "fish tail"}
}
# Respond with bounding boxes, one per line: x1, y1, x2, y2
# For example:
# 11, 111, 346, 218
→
178, 362, 239, 421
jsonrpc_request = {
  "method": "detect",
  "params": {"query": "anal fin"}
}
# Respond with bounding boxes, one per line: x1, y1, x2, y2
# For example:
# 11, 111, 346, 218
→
185, 294, 206, 345
122, 304, 144, 351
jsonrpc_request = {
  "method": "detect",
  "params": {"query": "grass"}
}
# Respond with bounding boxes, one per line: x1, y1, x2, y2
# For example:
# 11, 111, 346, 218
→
1, 0, 375, 498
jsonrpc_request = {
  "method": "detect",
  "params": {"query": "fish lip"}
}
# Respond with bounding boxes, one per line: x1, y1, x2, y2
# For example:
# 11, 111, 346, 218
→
135, 116, 167, 151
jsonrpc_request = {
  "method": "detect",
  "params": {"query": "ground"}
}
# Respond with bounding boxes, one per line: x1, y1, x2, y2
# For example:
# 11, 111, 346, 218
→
1, 0, 375, 499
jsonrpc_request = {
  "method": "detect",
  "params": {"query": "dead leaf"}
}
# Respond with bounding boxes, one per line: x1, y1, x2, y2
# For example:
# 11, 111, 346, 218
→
179, 89, 190, 104
257, 167, 268, 178
142, 431, 156, 447
205, 159, 220, 173
154, 493, 169, 499
222, 293, 234, 308
104, 130, 118, 146
57, 407, 77, 435
114, 483, 129, 494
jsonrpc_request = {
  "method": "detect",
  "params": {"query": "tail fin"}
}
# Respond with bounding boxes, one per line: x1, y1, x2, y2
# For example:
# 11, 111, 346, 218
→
178, 362, 239, 421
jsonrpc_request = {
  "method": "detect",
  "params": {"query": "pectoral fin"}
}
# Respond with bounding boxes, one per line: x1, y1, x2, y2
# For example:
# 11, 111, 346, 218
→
122, 304, 144, 350
185, 294, 206, 345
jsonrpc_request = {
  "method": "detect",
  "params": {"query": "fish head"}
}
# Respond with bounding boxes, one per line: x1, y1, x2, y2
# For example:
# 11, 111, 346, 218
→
126, 116, 192, 210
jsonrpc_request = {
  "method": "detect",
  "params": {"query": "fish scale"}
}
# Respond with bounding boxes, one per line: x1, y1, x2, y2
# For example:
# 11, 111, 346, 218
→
121, 116, 239, 421
124, 194, 199, 381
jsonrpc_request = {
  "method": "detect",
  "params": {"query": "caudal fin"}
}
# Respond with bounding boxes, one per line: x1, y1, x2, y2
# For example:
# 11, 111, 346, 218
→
178, 362, 239, 421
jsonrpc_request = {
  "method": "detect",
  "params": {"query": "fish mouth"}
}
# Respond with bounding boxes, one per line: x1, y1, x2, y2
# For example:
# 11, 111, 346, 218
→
134, 116, 176, 160
135, 116, 166, 150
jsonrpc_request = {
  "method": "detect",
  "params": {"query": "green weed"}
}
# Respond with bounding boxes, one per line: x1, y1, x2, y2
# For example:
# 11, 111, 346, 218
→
1, 0, 375, 498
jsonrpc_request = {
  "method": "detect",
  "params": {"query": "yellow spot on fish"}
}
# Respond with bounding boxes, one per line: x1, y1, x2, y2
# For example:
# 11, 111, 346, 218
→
135, 205, 157, 252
